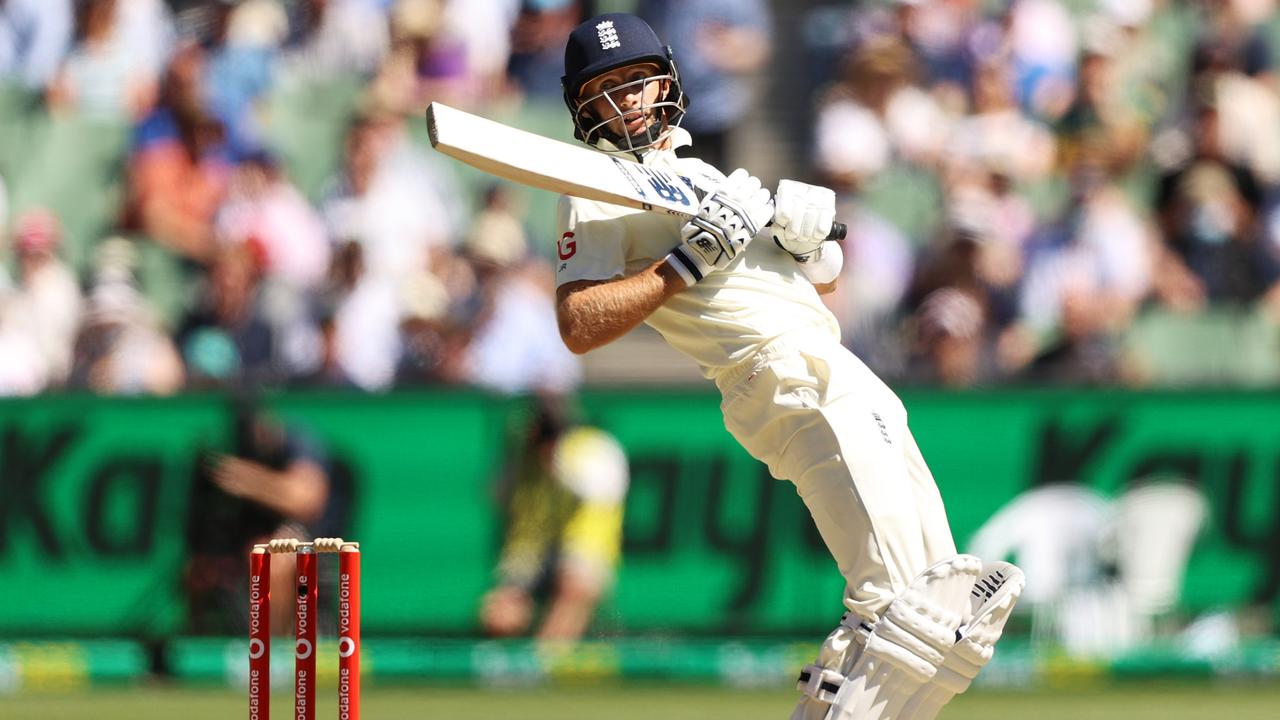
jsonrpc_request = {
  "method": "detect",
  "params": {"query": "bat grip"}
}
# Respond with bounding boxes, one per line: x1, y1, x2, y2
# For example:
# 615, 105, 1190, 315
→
763, 219, 847, 241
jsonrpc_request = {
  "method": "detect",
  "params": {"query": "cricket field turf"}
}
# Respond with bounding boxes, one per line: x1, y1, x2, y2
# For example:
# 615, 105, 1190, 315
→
5, 682, 1280, 719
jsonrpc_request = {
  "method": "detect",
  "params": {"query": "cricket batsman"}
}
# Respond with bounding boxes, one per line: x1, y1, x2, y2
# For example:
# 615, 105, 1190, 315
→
555, 13, 1024, 720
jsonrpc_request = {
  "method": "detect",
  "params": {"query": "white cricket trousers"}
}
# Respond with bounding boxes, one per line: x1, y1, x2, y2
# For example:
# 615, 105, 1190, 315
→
716, 331, 957, 625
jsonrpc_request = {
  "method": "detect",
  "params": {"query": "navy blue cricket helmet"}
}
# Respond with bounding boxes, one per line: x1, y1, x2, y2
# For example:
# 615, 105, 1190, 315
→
561, 13, 688, 152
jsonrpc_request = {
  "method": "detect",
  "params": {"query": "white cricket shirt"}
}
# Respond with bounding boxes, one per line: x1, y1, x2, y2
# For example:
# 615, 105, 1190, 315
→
555, 129, 841, 378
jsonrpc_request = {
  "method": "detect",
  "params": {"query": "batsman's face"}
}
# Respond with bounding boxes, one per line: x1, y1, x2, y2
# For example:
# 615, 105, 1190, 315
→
580, 63, 669, 139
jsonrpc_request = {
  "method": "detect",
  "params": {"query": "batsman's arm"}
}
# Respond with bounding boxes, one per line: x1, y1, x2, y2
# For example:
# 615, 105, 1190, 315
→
556, 261, 687, 354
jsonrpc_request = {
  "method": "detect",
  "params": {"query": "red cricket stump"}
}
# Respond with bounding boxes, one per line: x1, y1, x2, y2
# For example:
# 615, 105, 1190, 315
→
249, 546, 270, 720
295, 546, 318, 720
338, 543, 361, 720
251, 538, 359, 720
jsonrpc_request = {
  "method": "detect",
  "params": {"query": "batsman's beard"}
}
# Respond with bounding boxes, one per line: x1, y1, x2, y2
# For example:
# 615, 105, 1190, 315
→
611, 112, 667, 153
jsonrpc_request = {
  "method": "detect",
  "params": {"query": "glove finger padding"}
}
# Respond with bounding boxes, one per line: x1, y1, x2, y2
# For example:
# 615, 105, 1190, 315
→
772, 179, 835, 260
666, 169, 774, 286
716, 168, 773, 235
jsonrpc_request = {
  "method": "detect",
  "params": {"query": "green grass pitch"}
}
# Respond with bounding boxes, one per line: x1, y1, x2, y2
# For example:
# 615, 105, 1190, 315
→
6, 682, 1280, 719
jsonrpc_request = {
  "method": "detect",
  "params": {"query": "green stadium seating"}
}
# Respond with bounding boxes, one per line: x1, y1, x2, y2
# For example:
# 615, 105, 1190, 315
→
859, 163, 943, 244
5, 111, 129, 277
262, 74, 366, 203
1124, 307, 1280, 386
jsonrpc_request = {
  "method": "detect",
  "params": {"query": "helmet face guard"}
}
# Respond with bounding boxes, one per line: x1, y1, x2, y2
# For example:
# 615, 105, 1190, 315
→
561, 14, 690, 154
568, 69, 687, 154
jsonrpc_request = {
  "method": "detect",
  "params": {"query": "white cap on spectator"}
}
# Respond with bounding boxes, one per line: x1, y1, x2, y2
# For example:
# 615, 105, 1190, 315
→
1101, 0, 1153, 27
400, 271, 450, 322
463, 209, 527, 268
227, 0, 289, 48
393, 0, 446, 39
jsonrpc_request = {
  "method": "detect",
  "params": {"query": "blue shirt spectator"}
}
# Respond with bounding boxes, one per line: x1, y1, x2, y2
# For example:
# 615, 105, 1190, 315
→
637, 0, 770, 169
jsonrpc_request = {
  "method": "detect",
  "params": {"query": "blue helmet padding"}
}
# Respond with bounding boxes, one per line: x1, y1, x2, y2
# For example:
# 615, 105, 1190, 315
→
562, 13, 670, 99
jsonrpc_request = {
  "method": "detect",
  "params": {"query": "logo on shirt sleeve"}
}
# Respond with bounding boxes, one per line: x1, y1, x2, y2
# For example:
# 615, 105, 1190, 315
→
558, 231, 577, 261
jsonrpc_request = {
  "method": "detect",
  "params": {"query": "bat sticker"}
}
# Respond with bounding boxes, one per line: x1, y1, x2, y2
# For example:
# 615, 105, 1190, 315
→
638, 165, 692, 207
611, 156, 650, 200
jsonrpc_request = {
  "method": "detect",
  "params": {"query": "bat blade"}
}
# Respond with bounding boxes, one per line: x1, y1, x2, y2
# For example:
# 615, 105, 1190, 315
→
425, 102, 846, 240
426, 101, 700, 219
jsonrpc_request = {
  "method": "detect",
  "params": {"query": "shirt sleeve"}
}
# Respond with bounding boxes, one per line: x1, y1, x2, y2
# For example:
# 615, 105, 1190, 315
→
555, 194, 628, 287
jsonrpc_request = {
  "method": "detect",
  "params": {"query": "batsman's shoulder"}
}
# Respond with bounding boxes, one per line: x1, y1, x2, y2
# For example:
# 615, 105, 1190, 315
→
561, 192, 645, 227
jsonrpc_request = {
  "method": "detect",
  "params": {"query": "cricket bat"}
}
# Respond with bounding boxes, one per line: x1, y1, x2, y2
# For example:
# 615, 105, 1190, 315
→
425, 102, 845, 240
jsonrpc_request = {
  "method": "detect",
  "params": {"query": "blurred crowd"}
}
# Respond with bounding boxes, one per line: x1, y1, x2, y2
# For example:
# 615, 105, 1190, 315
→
815, 0, 1280, 386
2, 0, 1280, 396
0, 0, 591, 397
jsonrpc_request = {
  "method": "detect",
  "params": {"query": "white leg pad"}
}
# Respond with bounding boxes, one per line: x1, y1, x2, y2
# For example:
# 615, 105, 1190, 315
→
825, 555, 982, 720
899, 561, 1026, 720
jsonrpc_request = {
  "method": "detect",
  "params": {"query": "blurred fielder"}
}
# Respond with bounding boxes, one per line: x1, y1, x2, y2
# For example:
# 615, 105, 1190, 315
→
480, 395, 630, 642
554, 13, 1024, 719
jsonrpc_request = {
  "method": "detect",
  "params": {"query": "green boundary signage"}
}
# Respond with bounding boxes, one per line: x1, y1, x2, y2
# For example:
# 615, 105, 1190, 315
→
0, 389, 1278, 637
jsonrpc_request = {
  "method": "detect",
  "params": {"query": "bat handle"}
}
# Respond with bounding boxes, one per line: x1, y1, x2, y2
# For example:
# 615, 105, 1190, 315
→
762, 218, 847, 241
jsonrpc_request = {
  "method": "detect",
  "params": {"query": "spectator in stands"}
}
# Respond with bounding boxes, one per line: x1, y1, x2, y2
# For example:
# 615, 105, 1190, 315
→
204, 0, 288, 157
114, 0, 175, 82
456, 185, 581, 394
480, 394, 628, 641
1000, 152, 1157, 384
394, 267, 462, 385
69, 236, 186, 394
820, 203, 914, 376
901, 197, 1007, 387
906, 287, 990, 387
944, 57, 1057, 183
166, 0, 235, 47
47, 0, 159, 120
185, 396, 345, 634
1190, 3, 1280, 184
214, 150, 330, 292
906, 187, 1012, 321
637, 0, 771, 171
0, 322, 46, 395
321, 239, 404, 391
3, 210, 83, 388
880, 0, 984, 93
1005, 0, 1079, 121
280, 0, 390, 81
0, 211, 72, 395
177, 242, 280, 387
0, 0, 72, 90
506, 0, 588, 100
445, 0, 518, 103
813, 35, 949, 193
365, 0, 476, 111
1055, 18, 1148, 177
1155, 98, 1278, 306
125, 42, 232, 263
321, 107, 460, 287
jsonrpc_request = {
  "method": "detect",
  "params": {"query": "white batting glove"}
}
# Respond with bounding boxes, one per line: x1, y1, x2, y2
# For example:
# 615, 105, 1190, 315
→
771, 179, 836, 263
665, 168, 774, 286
